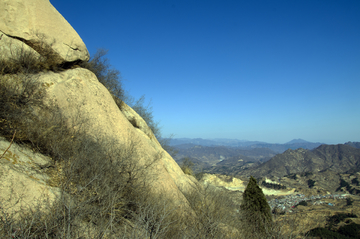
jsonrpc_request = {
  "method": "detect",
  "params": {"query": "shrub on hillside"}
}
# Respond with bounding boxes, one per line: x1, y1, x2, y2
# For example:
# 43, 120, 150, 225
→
306, 227, 349, 239
80, 48, 125, 101
337, 223, 360, 239
307, 179, 316, 188
336, 179, 351, 191
296, 201, 308, 207
0, 73, 47, 143
306, 213, 360, 239
182, 183, 239, 238
0, 33, 67, 75
180, 157, 195, 176
261, 181, 287, 190
346, 197, 354, 206
326, 213, 357, 228
351, 178, 360, 186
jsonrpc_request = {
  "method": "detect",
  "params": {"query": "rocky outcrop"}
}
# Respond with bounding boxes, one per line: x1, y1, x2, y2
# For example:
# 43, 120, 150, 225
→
0, 67, 197, 216
200, 173, 245, 191
0, 0, 199, 225
36, 68, 196, 197
0, 137, 60, 214
0, 0, 89, 64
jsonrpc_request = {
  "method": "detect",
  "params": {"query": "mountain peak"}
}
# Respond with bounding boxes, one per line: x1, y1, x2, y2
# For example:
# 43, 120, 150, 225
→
285, 139, 310, 144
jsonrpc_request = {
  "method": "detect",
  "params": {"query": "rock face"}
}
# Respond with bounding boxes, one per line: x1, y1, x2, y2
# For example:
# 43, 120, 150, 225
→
0, 67, 196, 215
0, 0, 197, 219
0, 137, 60, 214
200, 173, 245, 191
36, 68, 196, 199
0, 0, 89, 63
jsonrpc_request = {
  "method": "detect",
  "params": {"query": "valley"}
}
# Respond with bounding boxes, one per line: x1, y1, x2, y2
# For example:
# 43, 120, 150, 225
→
174, 138, 360, 238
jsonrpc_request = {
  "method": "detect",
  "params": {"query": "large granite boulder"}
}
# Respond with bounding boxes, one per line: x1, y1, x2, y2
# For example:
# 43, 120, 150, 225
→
35, 68, 196, 200
0, 0, 198, 230
0, 68, 196, 216
0, 0, 89, 64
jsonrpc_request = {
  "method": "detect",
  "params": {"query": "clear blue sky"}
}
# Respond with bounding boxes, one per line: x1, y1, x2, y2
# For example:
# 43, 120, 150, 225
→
51, 0, 360, 144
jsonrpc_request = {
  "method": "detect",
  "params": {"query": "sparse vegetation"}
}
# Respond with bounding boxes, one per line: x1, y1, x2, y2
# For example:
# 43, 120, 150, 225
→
307, 179, 316, 188
306, 227, 350, 239
284, 173, 297, 180
337, 179, 352, 192
180, 157, 195, 176
351, 178, 359, 186
80, 48, 125, 102
182, 183, 240, 238
296, 201, 308, 207
300, 171, 313, 177
346, 197, 354, 205
306, 213, 360, 239
261, 180, 287, 190
80, 49, 178, 157
0, 33, 70, 75
327, 213, 357, 227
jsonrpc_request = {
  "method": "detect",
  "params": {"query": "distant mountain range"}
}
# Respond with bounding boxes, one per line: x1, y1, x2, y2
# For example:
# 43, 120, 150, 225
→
236, 144, 360, 178
169, 138, 264, 147
174, 145, 277, 171
173, 139, 360, 180
169, 138, 323, 153
345, 141, 360, 149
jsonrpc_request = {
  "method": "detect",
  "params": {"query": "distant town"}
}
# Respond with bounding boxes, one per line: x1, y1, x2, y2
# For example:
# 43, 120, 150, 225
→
268, 194, 349, 213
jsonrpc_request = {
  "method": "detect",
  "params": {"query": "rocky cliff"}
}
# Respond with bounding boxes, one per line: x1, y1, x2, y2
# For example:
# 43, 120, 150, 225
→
0, 1, 197, 236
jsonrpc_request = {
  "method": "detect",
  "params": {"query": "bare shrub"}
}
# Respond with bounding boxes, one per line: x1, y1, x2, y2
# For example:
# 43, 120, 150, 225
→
180, 157, 195, 176
125, 192, 183, 239
182, 183, 240, 238
0, 33, 66, 75
0, 73, 47, 142
80, 49, 178, 157
80, 48, 124, 101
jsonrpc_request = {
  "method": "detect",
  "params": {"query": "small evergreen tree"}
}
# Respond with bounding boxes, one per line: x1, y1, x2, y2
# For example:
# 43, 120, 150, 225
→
240, 176, 273, 237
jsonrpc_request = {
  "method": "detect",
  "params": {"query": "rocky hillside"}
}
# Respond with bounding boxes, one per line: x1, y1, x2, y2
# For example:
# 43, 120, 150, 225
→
237, 144, 360, 178
0, 1, 198, 237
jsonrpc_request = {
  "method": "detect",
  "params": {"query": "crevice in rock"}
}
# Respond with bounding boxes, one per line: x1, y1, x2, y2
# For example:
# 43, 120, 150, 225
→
1, 32, 85, 71
63, 43, 80, 51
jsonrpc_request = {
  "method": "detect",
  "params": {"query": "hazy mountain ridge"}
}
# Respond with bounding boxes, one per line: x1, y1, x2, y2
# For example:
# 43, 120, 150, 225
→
169, 138, 323, 153
169, 138, 266, 147
236, 144, 360, 178
243, 142, 323, 153
172, 138, 325, 175
173, 144, 277, 168
345, 141, 360, 149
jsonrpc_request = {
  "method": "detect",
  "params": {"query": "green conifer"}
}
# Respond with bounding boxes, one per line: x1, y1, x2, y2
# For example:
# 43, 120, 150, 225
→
240, 176, 273, 236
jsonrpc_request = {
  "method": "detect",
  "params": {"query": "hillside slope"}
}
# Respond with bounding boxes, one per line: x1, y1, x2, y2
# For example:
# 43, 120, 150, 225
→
237, 144, 360, 178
